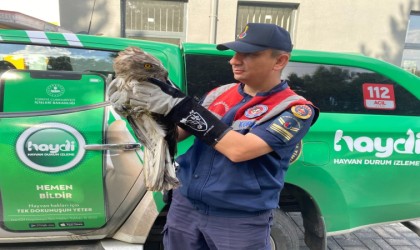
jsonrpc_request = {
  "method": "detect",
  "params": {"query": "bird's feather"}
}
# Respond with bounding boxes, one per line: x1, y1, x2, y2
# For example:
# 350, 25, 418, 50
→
109, 46, 179, 191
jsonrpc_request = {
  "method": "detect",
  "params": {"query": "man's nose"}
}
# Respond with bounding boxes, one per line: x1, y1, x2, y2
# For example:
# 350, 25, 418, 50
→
230, 53, 243, 65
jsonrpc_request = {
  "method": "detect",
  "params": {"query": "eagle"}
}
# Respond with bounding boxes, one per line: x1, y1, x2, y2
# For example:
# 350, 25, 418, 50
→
107, 46, 179, 192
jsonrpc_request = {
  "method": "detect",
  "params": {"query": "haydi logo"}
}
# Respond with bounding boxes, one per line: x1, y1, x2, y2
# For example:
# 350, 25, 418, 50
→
334, 129, 420, 158
26, 140, 75, 154
16, 123, 86, 172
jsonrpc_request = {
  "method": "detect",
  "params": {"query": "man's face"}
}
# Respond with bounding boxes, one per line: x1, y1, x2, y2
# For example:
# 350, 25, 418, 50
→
229, 49, 287, 85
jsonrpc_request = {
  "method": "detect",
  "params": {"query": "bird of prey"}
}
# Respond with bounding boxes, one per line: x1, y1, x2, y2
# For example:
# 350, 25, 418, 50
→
107, 46, 179, 192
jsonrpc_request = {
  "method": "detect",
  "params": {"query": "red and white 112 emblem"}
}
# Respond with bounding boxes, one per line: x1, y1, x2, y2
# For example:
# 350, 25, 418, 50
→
362, 83, 396, 110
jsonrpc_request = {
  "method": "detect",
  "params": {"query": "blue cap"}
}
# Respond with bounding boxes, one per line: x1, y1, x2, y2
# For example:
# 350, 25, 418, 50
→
217, 23, 293, 53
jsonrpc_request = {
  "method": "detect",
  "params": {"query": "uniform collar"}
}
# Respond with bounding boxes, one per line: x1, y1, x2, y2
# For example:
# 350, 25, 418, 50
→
238, 80, 289, 97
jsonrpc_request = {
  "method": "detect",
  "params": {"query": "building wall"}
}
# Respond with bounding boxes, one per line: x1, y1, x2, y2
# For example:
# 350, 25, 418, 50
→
0, 0, 60, 25
59, 0, 420, 66
208, 0, 419, 66
186, 0, 212, 43
286, 0, 417, 66
59, 0, 121, 36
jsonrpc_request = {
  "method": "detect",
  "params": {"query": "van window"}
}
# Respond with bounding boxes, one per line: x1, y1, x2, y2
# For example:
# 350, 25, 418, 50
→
283, 62, 420, 116
185, 54, 235, 101
185, 54, 420, 116
0, 43, 117, 77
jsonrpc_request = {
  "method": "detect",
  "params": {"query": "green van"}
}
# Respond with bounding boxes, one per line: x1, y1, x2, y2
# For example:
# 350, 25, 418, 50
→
0, 30, 419, 249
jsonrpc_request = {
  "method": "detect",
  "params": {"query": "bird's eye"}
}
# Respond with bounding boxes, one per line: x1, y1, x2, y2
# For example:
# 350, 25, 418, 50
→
144, 63, 153, 69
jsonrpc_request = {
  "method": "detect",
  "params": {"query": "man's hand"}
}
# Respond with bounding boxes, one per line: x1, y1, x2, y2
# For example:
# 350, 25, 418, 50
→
130, 78, 186, 116
107, 77, 184, 117
120, 77, 232, 146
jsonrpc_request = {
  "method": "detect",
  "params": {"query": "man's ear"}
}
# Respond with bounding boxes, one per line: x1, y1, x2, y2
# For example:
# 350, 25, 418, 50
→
273, 53, 290, 71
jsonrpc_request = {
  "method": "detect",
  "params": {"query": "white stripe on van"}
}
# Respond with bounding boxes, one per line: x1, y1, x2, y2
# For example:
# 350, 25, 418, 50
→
26, 31, 50, 44
63, 33, 83, 47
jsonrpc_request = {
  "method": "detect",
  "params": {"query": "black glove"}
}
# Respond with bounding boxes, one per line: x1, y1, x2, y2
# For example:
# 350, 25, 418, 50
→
128, 77, 231, 146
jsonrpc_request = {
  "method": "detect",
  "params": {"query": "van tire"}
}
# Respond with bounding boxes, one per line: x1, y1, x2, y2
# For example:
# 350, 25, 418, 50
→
270, 209, 300, 250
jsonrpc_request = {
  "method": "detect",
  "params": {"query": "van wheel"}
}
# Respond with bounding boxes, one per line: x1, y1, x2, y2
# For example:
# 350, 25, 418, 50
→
270, 209, 300, 250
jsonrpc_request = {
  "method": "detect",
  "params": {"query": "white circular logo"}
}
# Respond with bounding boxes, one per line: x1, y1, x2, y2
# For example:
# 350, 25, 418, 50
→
46, 84, 65, 97
16, 123, 86, 172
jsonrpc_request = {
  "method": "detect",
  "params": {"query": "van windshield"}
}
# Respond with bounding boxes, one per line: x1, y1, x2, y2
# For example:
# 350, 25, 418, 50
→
0, 43, 117, 77
0, 43, 113, 115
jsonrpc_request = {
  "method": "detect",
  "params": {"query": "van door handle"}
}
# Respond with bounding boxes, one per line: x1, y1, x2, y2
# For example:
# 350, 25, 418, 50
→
84, 143, 142, 151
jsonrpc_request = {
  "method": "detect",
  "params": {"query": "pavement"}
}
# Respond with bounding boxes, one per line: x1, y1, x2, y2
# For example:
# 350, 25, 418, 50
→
289, 212, 420, 250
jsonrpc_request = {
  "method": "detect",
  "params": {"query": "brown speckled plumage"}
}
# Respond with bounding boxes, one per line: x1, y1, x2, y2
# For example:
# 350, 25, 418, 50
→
108, 46, 179, 191
113, 46, 168, 83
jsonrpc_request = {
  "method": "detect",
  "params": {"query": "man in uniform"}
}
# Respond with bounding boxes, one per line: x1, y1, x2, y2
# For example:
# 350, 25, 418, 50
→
111, 23, 318, 250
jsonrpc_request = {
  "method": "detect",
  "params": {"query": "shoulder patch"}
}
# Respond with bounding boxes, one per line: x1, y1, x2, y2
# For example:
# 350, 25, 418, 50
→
245, 104, 268, 118
267, 111, 303, 142
291, 105, 312, 119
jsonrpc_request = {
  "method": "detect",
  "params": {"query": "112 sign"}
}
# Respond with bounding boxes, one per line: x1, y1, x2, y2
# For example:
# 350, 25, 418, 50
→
362, 83, 396, 110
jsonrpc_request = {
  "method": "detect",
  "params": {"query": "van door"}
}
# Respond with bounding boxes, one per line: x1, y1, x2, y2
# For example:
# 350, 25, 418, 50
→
0, 70, 108, 231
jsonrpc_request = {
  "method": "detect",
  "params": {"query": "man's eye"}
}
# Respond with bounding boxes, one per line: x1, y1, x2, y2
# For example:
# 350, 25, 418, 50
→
251, 52, 264, 56
144, 63, 153, 69
244, 52, 260, 58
